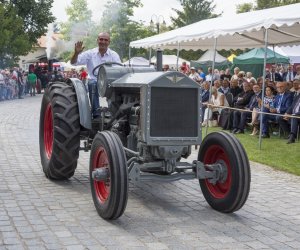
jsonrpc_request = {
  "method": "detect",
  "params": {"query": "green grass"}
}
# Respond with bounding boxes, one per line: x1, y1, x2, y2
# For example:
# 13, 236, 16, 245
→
203, 127, 300, 176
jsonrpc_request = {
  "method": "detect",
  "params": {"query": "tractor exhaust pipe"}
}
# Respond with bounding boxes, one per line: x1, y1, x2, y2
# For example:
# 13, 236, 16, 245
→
156, 49, 163, 71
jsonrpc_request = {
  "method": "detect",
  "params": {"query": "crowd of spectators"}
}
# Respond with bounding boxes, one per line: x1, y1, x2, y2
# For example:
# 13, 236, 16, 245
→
0, 67, 26, 100
0, 63, 88, 101
173, 62, 300, 144
2, 60, 300, 144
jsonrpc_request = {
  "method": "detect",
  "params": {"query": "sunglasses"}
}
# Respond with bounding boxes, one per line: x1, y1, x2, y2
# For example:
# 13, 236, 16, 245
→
98, 38, 109, 42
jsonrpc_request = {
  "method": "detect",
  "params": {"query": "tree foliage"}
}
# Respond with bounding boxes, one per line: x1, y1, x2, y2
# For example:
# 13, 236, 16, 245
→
58, 0, 96, 61
166, 0, 219, 63
256, 0, 300, 9
0, 1, 54, 68
0, 4, 29, 67
65, 0, 92, 22
171, 0, 219, 28
236, 0, 300, 13
1, 0, 55, 44
236, 3, 254, 13
99, 0, 152, 60
58, 0, 152, 61
60, 0, 93, 41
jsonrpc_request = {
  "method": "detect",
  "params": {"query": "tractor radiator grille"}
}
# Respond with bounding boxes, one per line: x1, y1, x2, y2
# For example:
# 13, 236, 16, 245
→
150, 87, 198, 137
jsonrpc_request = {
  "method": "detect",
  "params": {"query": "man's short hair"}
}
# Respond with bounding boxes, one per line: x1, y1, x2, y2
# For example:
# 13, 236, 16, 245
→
243, 81, 251, 87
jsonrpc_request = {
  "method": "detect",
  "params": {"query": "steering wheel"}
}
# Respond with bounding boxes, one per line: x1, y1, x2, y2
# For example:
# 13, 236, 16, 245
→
92, 62, 124, 77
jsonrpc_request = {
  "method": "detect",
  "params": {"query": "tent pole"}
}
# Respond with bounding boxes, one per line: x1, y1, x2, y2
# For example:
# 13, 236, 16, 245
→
128, 47, 131, 67
149, 48, 152, 66
205, 37, 218, 136
259, 28, 269, 150
176, 41, 180, 71
272, 44, 277, 66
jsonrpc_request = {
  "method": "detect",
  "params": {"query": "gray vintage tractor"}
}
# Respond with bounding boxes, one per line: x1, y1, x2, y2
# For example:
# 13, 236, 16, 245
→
39, 63, 251, 220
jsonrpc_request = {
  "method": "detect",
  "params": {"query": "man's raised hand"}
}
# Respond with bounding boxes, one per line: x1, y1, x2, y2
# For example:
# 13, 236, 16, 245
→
74, 41, 85, 54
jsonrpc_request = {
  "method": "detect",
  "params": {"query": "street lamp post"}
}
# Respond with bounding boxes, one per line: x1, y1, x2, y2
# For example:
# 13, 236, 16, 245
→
150, 14, 166, 34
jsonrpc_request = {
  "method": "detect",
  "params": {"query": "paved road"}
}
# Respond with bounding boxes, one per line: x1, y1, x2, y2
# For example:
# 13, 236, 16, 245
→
0, 95, 300, 250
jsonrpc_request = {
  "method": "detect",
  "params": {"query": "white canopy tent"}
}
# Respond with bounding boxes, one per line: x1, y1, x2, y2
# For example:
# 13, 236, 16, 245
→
196, 49, 228, 63
151, 55, 190, 69
271, 45, 300, 64
130, 3, 300, 50
123, 57, 149, 66
130, 3, 300, 149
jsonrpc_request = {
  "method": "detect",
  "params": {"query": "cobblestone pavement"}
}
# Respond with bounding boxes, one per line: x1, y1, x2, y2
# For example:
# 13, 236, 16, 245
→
0, 95, 300, 250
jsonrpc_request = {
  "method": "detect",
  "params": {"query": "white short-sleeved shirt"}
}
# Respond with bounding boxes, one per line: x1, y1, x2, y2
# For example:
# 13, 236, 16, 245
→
73, 47, 121, 80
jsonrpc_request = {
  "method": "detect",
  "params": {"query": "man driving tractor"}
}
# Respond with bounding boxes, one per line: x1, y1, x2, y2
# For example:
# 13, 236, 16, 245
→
71, 32, 121, 119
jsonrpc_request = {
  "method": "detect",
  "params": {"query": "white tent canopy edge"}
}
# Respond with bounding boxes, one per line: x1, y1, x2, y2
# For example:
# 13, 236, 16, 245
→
129, 3, 300, 50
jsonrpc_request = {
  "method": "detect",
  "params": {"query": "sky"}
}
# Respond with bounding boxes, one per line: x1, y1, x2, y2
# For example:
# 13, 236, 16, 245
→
51, 0, 255, 25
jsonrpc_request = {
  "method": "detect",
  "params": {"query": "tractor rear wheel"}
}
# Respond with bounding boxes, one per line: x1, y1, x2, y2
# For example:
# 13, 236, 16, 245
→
198, 132, 250, 213
39, 82, 80, 179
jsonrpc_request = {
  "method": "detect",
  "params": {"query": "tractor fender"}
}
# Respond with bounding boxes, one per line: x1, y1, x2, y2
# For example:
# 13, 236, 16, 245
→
66, 78, 92, 130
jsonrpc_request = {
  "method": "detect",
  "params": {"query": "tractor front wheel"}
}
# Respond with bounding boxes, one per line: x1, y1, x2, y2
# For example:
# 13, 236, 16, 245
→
198, 132, 251, 213
90, 131, 128, 220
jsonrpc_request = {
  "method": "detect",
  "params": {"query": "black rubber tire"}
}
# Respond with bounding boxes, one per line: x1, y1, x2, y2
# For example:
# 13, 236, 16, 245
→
90, 131, 128, 220
198, 132, 251, 213
39, 82, 80, 179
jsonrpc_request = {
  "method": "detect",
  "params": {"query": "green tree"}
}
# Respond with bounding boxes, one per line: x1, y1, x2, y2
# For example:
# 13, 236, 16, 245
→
167, 0, 219, 63
1, 0, 55, 44
60, 0, 93, 41
236, 3, 254, 13
59, 0, 149, 62
58, 0, 96, 61
236, 0, 300, 13
281, 0, 300, 3
99, 0, 148, 60
65, 0, 92, 21
0, 0, 55, 67
171, 0, 219, 28
256, 0, 300, 9
0, 3, 31, 67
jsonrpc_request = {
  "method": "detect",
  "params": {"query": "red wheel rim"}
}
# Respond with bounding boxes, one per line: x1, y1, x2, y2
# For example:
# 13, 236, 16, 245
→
203, 145, 232, 199
93, 147, 111, 204
44, 103, 53, 159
